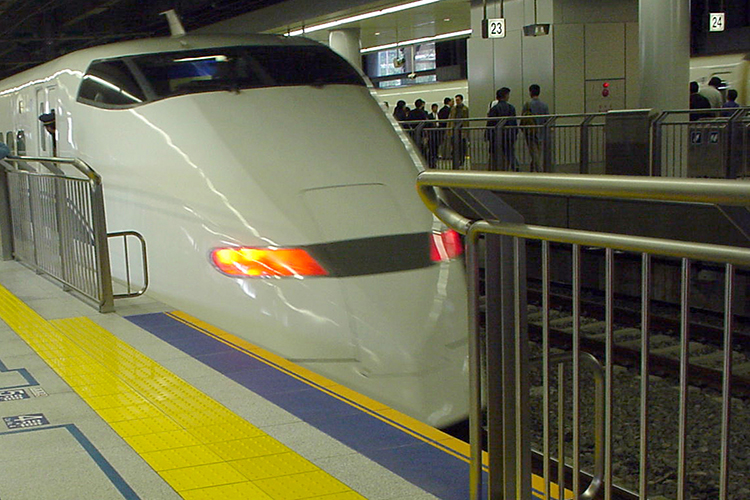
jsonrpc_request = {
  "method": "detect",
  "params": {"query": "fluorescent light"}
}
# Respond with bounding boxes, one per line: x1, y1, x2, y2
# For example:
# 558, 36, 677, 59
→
173, 55, 228, 63
360, 29, 472, 53
285, 0, 442, 36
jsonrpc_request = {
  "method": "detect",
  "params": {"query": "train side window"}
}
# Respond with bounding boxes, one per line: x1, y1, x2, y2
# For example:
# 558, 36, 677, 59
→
5, 131, 13, 154
78, 59, 146, 108
16, 130, 25, 155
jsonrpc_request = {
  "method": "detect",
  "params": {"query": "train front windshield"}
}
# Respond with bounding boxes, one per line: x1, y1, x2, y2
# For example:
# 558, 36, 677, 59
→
77, 44, 366, 108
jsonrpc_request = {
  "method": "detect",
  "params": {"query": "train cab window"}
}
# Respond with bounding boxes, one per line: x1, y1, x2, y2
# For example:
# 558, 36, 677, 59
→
78, 59, 147, 107
78, 44, 365, 109
5, 131, 14, 154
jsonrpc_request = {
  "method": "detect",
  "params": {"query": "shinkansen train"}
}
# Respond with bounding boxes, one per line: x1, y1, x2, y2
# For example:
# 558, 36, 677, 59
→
0, 34, 470, 428
690, 52, 750, 105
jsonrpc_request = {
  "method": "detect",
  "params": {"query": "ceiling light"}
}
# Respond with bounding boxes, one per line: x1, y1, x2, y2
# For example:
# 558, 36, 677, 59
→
360, 29, 472, 53
285, 0, 442, 36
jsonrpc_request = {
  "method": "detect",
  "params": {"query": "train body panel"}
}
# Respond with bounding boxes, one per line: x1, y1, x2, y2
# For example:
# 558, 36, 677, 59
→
0, 35, 470, 427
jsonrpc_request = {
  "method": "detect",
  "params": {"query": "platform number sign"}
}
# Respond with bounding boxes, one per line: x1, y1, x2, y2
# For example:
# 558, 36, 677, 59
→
710, 12, 725, 32
483, 18, 506, 38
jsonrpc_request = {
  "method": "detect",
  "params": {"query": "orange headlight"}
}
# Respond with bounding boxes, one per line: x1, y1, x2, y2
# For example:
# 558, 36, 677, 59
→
211, 247, 328, 277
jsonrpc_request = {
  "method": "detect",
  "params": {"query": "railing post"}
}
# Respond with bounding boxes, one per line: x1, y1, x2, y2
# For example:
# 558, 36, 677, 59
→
726, 108, 748, 179
542, 118, 554, 172
580, 115, 594, 174
86, 165, 114, 313
650, 112, 667, 176
452, 122, 462, 169
0, 165, 13, 260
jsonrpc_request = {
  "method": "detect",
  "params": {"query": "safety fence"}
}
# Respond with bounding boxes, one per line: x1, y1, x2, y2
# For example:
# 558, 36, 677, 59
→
0, 156, 147, 312
401, 107, 749, 178
416, 171, 750, 499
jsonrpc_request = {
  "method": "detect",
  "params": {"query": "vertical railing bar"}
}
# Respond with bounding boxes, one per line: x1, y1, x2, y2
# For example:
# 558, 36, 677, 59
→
639, 253, 652, 499
467, 228, 483, 500
718, 263, 734, 500
604, 248, 614, 500
677, 258, 691, 500
543, 240, 551, 500
513, 236, 530, 499
76, 182, 86, 294
29, 176, 40, 269
558, 361, 566, 500
572, 243, 581, 498
123, 235, 131, 294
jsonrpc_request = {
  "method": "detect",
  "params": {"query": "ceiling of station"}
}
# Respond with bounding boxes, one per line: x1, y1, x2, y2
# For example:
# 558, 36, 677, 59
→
275, 0, 470, 49
0, 0, 470, 81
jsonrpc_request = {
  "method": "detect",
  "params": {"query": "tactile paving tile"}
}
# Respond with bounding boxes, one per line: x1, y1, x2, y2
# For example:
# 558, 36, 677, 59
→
0, 284, 366, 499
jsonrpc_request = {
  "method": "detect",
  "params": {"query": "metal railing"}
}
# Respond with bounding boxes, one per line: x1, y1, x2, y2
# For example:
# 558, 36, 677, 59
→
401, 107, 750, 178
416, 170, 750, 499
403, 115, 606, 174
1, 156, 115, 312
652, 107, 750, 178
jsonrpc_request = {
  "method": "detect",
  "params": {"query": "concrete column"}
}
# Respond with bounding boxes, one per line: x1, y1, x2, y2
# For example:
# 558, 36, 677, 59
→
329, 28, 362, 70
638, 0, 690, 111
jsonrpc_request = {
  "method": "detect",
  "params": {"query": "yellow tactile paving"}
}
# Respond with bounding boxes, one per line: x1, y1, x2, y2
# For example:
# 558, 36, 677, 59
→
0, 284, 366, 500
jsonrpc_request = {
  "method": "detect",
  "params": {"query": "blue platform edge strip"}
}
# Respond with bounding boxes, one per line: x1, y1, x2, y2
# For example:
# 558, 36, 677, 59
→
127, 312, 548, 500
0, 423, 140, 500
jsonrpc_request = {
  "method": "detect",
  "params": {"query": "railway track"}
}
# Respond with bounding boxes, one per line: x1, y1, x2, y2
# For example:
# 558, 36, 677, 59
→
526, 287, 750, 398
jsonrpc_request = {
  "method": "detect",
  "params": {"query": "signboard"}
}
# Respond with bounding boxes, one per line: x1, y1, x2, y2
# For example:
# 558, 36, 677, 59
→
4, 413, 49, 429
482, 18, 506, 39
709, 13, 725, 32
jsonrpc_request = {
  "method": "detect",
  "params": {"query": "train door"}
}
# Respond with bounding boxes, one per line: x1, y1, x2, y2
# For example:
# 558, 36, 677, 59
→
36, 86, 57, 157
12, 94, 28, 156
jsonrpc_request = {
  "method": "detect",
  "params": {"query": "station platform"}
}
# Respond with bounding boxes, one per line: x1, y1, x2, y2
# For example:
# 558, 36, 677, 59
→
0, 259, 498, 500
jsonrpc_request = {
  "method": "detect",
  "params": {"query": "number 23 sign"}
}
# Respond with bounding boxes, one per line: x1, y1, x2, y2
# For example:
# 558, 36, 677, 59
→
485, 18, 506, 38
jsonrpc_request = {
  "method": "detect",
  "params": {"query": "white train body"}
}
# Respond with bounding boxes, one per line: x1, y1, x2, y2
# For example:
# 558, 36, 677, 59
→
0, 35, 469, 428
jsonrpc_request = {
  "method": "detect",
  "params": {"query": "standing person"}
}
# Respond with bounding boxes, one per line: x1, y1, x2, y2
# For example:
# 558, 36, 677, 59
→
447, 94, 469, 168
438, 97, 453, 122
699, 76, 723, 110
689, 81, 711, 121
521, 84, 550, 172
486, 88, 517, 171
722, 89, 740, 115
436, 97, 453, 160
428, 103, 439, 120
393, 100, 408, 123
407, 99, 436, 167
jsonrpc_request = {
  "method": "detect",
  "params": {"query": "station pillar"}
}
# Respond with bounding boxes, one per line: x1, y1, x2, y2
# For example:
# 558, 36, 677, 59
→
329, 28, 362, 71
638, 0, 690, 111
467, 0, 691, 116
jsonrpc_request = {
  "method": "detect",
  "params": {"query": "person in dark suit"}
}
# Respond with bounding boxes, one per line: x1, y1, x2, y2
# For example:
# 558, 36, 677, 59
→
486, 88, 518, 171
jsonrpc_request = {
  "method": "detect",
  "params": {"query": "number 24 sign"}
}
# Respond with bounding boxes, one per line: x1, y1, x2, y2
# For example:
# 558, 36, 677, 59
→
709, 13, 725, 32
487, 18, 506, 38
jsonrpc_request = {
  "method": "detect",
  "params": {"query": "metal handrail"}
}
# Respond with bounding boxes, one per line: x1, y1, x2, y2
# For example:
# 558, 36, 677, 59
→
108, 231, 149, 299
532, 351, 606, 500
416, 170, 750, 500
417, 171, 750, 241
1, 155, 114, 312
3, 155, 102, 183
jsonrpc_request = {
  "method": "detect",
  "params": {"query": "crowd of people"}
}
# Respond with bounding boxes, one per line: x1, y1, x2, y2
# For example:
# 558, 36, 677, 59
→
390, 85, 549, 171
689, 77, 741, 120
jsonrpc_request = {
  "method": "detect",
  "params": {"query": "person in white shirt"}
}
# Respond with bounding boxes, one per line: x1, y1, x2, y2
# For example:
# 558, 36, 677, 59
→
699, 77, 723, 109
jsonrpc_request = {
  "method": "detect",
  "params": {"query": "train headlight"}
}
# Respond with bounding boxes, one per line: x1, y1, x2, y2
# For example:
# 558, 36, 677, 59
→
430, 229, 463, 262
211, 247, 328, 277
